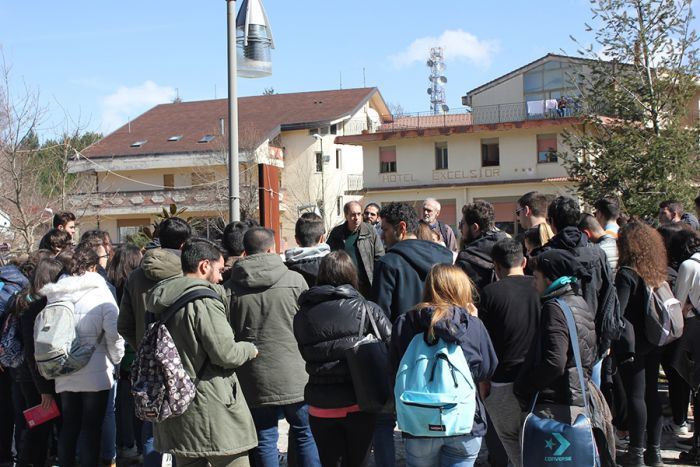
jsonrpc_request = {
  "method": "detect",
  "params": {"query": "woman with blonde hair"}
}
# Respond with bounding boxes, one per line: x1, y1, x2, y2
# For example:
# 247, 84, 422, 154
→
390, 264, 497, 467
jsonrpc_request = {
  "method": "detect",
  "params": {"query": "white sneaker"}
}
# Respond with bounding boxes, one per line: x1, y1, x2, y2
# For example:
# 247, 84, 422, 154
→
663, 420, 691, 436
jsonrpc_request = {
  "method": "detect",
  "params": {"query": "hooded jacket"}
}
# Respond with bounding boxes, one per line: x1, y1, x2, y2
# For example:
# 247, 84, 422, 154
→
540, 226, 619, 357
226, 253, 308, 407
40, 272, 124, 393
146, 276, 257, 458
372, 239, 454, 322
284, 243, 331, 287
294, 284, 391, 408
391, 306, 497, 437
118, 248, 182, 349
514, 284, 597, 408
456, 230, 509, 292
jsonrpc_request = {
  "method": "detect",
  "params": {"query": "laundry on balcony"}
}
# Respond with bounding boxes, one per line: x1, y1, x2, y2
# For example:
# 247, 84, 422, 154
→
526, 100, 545, 117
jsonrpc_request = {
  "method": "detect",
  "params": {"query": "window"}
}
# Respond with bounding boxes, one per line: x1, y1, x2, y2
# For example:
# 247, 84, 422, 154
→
315, 152, 323, 172
130, 140, 147, 147
336, 149, 342, 170
117, 218, 150, 243
337, 196, 342, 216
198, 134, 215, 143
163, 174, 175, 188
481, 138, 500, 166
537, 134, 558, 163
167, 135, 182, 142
379, 146, 397, 173
435, 142, 448, 170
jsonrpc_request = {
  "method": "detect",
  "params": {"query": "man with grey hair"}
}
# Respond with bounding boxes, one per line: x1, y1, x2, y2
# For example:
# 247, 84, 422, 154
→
422, 198, 458, 252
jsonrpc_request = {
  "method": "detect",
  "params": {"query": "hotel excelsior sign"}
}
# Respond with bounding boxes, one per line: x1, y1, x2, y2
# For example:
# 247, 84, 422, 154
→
380, 167, 501, 185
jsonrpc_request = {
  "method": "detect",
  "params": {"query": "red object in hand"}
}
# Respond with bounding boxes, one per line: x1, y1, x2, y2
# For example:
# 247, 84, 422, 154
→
23, 398, 60, 428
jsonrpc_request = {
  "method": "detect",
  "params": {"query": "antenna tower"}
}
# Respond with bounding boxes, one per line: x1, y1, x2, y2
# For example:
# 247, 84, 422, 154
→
426, 47, 448, 114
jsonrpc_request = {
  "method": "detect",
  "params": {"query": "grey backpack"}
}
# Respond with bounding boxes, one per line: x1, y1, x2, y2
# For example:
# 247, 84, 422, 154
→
34, 300, 101, 379
131, 288, 222, 423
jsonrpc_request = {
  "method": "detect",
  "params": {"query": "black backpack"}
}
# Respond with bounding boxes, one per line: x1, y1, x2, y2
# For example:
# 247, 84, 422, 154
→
457, 248, 497, 292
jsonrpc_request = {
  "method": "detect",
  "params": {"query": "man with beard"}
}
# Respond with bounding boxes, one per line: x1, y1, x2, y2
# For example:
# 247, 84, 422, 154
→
327, 200, 384, 296
456, 200, 509, 292
422, 198, 458, 252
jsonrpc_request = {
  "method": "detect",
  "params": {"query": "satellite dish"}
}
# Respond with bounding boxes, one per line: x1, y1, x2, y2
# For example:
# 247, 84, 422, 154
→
438, 76, 447, 84
427, 88, 433, 94
442, 104, 450, 112
426, 59, 434, 67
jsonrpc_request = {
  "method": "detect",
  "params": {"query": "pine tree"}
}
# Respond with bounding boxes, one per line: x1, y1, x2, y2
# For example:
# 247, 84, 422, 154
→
563, 0, 700, 218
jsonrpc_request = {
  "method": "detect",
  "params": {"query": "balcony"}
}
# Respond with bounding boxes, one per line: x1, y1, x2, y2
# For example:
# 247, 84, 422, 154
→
346, 174, 363, 192
375, 101, 588, 133
69, 188, 227, 217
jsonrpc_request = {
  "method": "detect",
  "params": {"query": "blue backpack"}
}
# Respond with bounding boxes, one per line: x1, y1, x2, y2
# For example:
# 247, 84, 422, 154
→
394, 333, 476, 437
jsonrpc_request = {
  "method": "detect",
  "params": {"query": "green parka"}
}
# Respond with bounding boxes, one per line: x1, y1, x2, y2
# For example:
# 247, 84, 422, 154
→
147, 276, 258, 458
226, 253, 308, 407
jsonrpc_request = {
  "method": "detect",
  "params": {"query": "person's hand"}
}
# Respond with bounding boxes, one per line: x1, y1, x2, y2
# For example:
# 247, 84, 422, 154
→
251, 345, 259, 358
40, 394, 54, 410
479, 381, 491, 400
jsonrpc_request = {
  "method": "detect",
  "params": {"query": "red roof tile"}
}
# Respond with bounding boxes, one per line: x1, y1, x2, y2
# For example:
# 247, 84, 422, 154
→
83, 88, 383, 158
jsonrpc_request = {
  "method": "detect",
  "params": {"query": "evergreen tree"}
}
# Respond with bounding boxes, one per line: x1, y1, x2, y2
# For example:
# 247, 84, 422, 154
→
563, 0, 700, 218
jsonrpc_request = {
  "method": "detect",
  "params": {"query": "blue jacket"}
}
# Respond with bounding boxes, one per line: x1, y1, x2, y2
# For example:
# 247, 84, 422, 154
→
371, 239, 453, 322
391, 306, 498, 437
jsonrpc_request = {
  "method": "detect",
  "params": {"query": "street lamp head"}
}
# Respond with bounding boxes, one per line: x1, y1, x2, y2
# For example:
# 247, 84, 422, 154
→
312, 134, 322, 140
236, 0, 275, 78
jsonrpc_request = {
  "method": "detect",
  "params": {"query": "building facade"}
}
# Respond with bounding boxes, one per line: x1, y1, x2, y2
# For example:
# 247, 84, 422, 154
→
69, 88, 390, 247
337, 54, 589, 235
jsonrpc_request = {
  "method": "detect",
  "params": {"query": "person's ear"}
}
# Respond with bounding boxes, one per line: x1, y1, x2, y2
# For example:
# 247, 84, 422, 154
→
319, 234, 326, 243
198, 259, 209, 276
521, 256, 528, 269
398, 221, 408, 240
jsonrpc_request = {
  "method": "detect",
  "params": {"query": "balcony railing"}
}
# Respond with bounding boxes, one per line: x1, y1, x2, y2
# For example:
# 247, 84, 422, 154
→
69, 188, 227, 215
346, 174, 363, 192
376, 101, 591, 133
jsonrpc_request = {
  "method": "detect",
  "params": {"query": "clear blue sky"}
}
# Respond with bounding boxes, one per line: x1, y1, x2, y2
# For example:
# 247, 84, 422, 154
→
1, 1, 696, 138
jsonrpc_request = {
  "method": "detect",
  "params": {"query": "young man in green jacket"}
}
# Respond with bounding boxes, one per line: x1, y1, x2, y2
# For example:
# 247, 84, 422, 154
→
227, 228, 320, 467
148, 238, 258, 467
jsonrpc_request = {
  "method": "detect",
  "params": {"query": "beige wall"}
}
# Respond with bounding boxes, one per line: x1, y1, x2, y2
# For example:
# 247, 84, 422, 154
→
470, 74, 524, 108
362, 127, 569, 191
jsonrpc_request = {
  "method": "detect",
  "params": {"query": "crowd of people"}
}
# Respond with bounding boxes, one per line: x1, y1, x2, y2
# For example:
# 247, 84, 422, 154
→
1, 192, 700, 467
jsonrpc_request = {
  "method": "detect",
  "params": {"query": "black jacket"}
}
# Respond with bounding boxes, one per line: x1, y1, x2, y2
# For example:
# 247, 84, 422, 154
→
515, 284, 597, 408
391, 306, 498, 437
327, 222, 384, 290
456, 230, 509, 292
540, 226, 620, 357
614, 267, 656, 358
372, 239, 453, 322
294, 285, 391, 408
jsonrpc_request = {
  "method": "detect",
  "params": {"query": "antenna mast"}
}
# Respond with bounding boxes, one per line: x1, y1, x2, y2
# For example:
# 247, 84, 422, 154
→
426, 47, 448, 114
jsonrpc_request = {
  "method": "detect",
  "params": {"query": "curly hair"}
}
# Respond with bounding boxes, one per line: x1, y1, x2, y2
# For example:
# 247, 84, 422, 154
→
461, 201, 494, 232
617, 221, 667, 287
380, 202, 419, 234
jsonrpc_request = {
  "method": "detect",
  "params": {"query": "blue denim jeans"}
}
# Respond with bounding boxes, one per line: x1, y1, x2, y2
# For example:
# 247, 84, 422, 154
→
100, 381, 117, 461
141, 421, 163, 467
249, 403, 320, 467
404, 435, 482, 467
373, 414, 396, 467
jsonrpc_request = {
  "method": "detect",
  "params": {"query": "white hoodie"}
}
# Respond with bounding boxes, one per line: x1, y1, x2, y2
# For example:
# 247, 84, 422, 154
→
40, 272, 124, 393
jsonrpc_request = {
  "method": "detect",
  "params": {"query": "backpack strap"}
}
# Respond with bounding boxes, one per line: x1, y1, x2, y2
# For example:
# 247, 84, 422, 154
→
438, 221, 449, 245
158, 288, 223, 325
357, 300, 381, 339
530, 298, 590, 413
158, 288, 223, 385
554, 298, 589, 413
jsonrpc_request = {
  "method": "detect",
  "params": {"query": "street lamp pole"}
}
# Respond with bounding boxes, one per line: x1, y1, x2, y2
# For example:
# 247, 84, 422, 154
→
226, 0, 240, 222
313, 134, 325, 223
